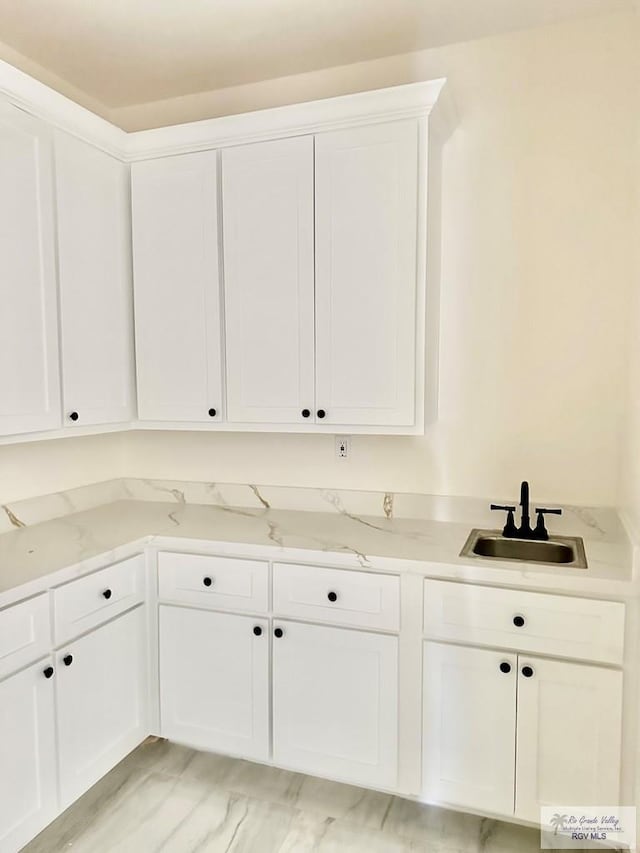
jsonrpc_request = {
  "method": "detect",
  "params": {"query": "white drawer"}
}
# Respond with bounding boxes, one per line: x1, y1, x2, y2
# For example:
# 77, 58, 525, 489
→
53, 554, 145, 645
158, 552, 269, 614
273, 563, 400, 631
0, 594, 50, 679
423, 579, 625, 665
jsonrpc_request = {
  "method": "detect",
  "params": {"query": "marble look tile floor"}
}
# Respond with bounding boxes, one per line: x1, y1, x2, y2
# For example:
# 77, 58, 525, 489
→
24, 740, 556, 853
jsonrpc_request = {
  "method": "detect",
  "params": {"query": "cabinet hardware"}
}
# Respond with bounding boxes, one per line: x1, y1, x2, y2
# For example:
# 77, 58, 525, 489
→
203, 576, 213, 588
63, 654, 73, 667
43, 666, 54, 679
301, 409, 311, 418
69, 411, 79, 422
521, 665, 534, 678
327, 591, 338, 602
317, 409, 326, 419
274, 627, 284, 638
208, 408, 217, 417
513, 615, 525, 628
499, 661, 511, 674
253, 626, 262, 636
102, 589, 112, 600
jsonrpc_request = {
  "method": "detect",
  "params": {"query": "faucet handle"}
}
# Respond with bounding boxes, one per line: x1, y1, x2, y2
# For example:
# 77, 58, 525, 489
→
491, 504, 518, 538
534, 507, 562, 541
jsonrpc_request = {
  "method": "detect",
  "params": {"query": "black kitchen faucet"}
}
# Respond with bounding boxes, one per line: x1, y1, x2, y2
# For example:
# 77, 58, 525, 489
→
490, 481, 562, 541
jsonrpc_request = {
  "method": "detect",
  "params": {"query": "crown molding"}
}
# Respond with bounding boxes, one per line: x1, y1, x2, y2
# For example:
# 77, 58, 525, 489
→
124, 78, 448, 160
0, 58, 449, 161
0, 58, 127, 158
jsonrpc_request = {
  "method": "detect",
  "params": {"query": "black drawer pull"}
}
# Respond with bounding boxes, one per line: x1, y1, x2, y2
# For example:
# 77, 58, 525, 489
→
253, 626, 262, 637
274, 627, 284, 639
513, 615, 525, 628
43, 666, 54, 679
203, 577, 213, 587
521, 665, 534, 678
102, 589, 112, 600
63, 654, 73, 667
327, 591, 338, 603
499, 661, 511, 674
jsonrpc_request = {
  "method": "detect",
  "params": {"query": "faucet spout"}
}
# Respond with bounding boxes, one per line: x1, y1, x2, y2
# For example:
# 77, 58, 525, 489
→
518, 480, 533, 538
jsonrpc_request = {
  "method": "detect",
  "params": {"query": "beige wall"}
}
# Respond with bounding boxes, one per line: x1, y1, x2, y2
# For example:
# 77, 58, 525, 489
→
1, 11, 637, 508
0, 434, 125, 505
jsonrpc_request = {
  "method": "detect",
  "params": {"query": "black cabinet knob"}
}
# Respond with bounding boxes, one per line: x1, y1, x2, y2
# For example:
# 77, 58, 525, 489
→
327, 591, 338, 602
317, 409, 326, 419
203, 576, 213, 587
102, 589, 112, 600
208, 408, 217, 417
274, 627, 284, 638
521, 665, 534, 678
63, 654, 73, 667
43, 666, 54, 679
499, 661, 511, 674
253, 626, 262, 637
513, 615, 525, 628
301, 409, 311, 418
69, 411, 79, 422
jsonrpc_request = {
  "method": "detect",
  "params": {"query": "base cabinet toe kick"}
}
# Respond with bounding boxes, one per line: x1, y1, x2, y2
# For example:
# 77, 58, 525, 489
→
0, 548, 631, 852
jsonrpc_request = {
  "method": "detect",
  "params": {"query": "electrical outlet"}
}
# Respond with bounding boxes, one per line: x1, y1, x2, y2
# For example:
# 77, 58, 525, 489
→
335, 436, 350, 459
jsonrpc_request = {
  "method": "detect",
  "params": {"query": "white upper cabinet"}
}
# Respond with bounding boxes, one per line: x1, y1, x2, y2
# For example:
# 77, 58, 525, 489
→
55, 132, 135, 427
131, 151, 223, 422
315, 120, 419, 427
222, 136, 315, 424
0, 103, 60, 436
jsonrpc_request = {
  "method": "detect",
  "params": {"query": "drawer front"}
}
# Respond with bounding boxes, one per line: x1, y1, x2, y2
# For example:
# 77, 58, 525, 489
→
273, 563, 400, 631
423, 579, 625, 665
0, 594, 50, 679
158, 552, 269, 614
53, 554, 145, 645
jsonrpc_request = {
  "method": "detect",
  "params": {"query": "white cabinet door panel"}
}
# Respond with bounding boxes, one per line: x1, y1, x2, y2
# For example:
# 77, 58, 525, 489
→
159, 606, 269, 761
422, 642, 517, 816
132, 151, 223, 422
0, 103, 60, 436
315, 120, 418, 426
0, 660, 57, 852
515, 656, 622, 822
222, 136, 315, 424
55, 131, 134, 426
273, 620, 398, 788
56, 606, 148, 807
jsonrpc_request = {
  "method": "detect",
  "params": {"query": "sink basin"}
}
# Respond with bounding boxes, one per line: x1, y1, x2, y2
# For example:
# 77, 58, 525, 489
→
460, 529, 587, 569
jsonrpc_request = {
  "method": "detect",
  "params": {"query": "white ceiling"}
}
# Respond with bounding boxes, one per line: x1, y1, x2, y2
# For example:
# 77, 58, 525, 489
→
0, 0, 632, 113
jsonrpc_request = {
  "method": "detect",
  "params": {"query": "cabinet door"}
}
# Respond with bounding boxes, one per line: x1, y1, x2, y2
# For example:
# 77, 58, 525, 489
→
0, 103, 60, 436
0, 660, 57, 852
159, 606, 269, 761
422, 643, 517, 815
515, 657, 622, 822
315, 120, 418, 426
272, 620, 398, 788
55, 131, 135, 427
56, 606, 148, 807
132, 151, 223, 422
222, 136, 315, 424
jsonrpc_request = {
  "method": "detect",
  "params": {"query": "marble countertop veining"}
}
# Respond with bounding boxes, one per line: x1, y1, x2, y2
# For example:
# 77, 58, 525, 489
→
0, 497, 636, 607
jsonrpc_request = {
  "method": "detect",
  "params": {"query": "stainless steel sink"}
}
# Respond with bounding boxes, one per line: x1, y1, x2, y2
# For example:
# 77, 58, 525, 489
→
460, 529, 587, 569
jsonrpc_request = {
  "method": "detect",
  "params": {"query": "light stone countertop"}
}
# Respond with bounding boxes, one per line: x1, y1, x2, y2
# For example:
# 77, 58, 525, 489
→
0, 496, 636, 608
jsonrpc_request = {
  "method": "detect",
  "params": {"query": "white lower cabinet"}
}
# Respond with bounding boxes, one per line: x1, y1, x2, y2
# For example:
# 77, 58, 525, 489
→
159, 606, 269, 761
515, 656, 622, 822
272, 620, 398, 789
422, 641, 623, 820
422, 643, 517, 815
0, 660, 57, 853
56, 606, 148, 807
